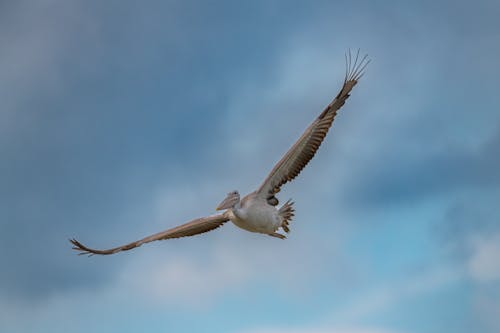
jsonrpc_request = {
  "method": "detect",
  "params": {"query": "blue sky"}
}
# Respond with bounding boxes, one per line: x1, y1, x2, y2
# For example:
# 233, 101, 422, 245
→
1, 0, 499, 332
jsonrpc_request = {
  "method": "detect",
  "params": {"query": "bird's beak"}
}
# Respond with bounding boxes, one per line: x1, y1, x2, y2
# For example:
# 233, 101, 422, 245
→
216, 197, 232, 211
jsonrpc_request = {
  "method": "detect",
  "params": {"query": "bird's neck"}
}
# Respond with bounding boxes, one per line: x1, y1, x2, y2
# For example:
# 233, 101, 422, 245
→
229, 203, 243, 220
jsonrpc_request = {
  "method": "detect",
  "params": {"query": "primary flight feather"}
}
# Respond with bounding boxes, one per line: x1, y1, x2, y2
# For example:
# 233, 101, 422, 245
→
70, 50, 369, 256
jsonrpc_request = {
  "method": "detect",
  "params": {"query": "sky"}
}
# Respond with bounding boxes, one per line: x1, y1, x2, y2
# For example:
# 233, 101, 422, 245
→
1, 0, 499, 332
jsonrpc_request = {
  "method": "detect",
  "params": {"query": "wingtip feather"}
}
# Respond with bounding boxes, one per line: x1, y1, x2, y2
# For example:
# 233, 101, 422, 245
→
345, 49, 370, 82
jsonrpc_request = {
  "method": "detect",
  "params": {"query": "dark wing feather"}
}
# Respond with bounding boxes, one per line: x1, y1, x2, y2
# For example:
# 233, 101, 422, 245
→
70, 214, 229, 256
257, 50, 369, 201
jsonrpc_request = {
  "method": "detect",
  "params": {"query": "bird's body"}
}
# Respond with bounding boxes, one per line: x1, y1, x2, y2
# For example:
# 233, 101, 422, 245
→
70, 50, 369, 256
229, 192, 283, 234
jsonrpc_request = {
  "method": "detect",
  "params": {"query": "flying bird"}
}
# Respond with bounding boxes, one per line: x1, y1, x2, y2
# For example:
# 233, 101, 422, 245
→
70, 50, 369, 256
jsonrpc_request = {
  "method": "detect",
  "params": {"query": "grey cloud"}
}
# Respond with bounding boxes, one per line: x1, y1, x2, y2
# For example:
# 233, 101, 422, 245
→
2, 0, 500, 306
0, 0, 339, 300
345, 128, 500, 206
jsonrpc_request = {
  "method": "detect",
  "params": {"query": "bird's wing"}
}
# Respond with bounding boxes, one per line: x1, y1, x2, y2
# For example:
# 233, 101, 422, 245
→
70, 213, 230, 256
257, 50, 369, 202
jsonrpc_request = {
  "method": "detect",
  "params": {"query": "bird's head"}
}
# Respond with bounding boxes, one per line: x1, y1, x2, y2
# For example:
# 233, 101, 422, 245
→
216, 190, 240, 211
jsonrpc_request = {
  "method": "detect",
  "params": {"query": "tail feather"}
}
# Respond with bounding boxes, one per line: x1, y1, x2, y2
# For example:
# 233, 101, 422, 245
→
279, 199, 295, 233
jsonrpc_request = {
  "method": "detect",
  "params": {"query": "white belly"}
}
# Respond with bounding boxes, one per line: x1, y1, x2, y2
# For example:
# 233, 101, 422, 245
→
230, 201, 281, 234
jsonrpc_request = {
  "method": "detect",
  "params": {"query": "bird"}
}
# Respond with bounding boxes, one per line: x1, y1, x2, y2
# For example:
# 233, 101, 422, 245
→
70, 50, 369, 256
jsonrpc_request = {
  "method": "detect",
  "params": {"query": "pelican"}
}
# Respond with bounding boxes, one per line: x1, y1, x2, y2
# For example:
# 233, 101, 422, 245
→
70, 51, 369, 256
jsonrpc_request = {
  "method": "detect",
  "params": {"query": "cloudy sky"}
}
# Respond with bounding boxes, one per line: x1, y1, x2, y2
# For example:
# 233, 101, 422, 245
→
1, 0, 499, 332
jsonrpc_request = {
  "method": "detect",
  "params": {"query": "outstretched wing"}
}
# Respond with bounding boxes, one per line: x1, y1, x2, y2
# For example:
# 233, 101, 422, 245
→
257, 50, 369, 203
70, 214, 229, 256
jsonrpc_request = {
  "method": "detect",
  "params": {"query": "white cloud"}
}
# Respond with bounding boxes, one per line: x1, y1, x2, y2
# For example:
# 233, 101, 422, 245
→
467, 232, 500, 283
239, 326, 405, 333
113, 225, 350, 307
474, 291, 500, 333
116, 248, 252, 307
328, 265, 461, 324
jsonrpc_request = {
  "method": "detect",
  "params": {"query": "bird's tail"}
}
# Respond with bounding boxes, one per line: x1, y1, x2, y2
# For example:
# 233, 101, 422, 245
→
279, 199, 295, 233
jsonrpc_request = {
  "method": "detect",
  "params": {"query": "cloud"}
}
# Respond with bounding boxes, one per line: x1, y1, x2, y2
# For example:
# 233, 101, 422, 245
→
112, 223, 352, 307
436, 198, 500, 333
0, 226, 351, 331
474, 289, 500, 333
368, 128, 499, 203
0, 0, 303, 300
466, 232, 500, 283
239, 326, 405, 333
2, 1, 500, 332
116, 247, 252, 307
327, 265, 462, 325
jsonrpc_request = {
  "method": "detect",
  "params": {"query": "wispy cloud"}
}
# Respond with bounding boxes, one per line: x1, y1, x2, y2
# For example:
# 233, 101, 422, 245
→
2, 0, 500, 332
466, 232, 500, 283
239, 326, 405, 333
328, 265, 462, 325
